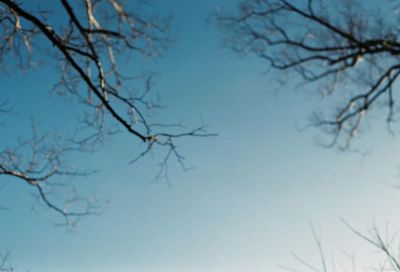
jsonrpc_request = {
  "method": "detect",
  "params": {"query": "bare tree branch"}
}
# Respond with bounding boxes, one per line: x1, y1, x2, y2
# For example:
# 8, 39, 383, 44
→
0, 251, 13, 272
0, 0, 214, 223
216, 0, 400, 148
0, 124, 105, 227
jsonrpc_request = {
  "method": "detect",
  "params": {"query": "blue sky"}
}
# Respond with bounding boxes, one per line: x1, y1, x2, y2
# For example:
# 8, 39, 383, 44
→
1, 0, 400, 271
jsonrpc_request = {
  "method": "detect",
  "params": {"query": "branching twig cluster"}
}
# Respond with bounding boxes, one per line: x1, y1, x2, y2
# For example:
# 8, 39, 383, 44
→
0, 0, 215, 222
0, 125, 104, 227
281, 221, 400, 272
217, 0, 400, 148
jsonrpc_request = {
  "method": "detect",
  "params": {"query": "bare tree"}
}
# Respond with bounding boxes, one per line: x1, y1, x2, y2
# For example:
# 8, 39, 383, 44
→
0, 0, 214, 226
216, 0, 400, 149
216, 3, 400, 270
281, 221, 400, 272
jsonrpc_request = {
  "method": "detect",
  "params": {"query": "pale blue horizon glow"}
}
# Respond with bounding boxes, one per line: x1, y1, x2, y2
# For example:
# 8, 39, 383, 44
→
1, 1, 400, 271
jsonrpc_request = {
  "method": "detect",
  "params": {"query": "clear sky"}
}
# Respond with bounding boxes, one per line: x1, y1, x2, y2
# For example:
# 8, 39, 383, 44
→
1, 0, 400, 272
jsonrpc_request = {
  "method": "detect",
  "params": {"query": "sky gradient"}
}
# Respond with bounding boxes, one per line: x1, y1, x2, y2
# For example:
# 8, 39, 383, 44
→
1, 1, 400, 271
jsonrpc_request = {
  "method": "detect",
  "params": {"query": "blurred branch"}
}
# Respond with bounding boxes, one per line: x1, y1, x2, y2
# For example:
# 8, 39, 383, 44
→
217, 0, 400, 148
0, 251, 13, 272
